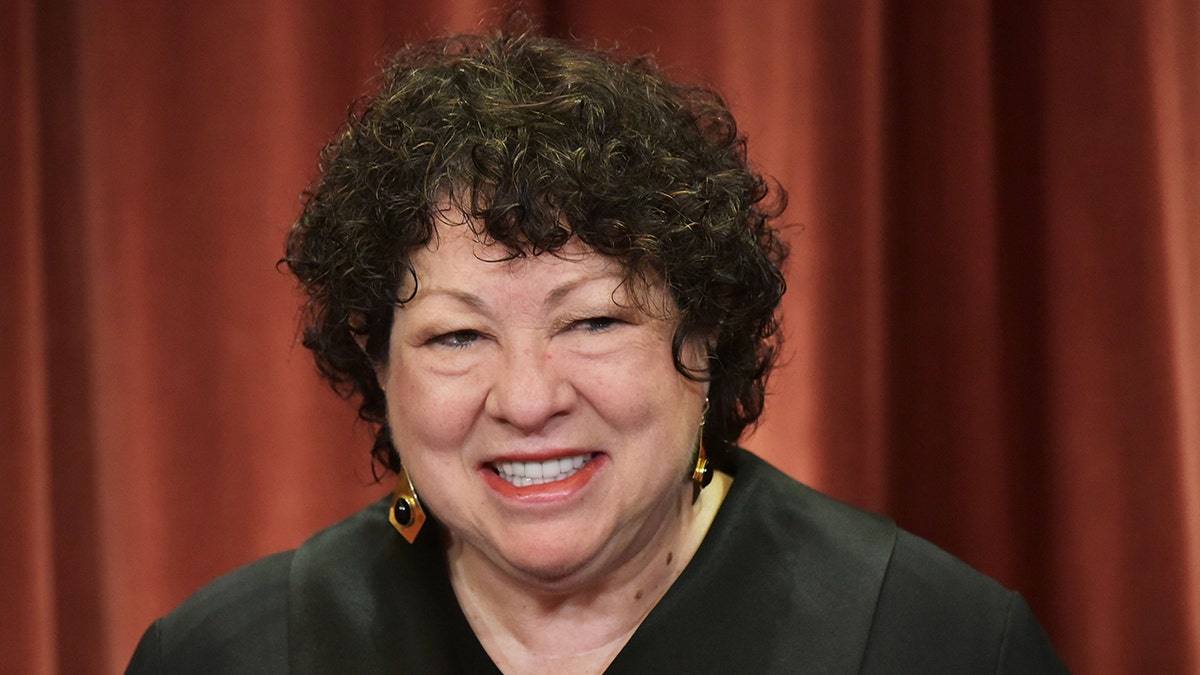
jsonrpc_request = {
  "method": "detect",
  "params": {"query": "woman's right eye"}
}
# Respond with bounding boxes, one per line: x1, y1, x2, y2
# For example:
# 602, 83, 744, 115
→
429, 330, 481, 349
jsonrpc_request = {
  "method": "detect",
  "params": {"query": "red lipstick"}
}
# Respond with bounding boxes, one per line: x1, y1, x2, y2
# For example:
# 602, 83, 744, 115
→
482, 453, 606, 504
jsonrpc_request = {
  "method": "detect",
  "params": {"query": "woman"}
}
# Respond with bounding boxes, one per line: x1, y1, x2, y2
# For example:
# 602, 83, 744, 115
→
127, 29, 1067, 673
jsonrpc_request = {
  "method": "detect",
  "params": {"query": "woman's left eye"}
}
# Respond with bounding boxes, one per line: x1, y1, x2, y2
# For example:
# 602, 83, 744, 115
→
573, 316, 621, 333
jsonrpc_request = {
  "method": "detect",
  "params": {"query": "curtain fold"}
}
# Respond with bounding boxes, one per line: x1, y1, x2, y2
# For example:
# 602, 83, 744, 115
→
2, 2, 1195, 673
2, 3, 56, 672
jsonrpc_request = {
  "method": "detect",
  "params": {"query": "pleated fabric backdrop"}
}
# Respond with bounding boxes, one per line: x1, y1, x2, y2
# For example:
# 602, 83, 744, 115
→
3, 1, 1197, 673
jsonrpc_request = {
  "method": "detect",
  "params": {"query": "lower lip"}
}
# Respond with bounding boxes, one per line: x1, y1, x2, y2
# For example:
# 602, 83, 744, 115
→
481, 455, 606, 504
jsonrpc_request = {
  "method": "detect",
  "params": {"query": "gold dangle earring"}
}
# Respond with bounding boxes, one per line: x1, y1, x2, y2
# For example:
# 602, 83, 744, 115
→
692, 397, 712, 502
389, 462, 426, 543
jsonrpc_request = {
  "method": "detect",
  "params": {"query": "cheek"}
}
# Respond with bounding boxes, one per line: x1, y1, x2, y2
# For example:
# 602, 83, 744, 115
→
384, 362, 486, 450
584, 351, 703, 437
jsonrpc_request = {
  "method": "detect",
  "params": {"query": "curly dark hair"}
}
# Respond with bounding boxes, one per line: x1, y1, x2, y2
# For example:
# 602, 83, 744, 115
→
285, 29, 788, 476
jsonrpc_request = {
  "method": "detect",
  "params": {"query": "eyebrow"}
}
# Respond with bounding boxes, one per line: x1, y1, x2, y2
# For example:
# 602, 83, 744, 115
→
543, 276, 595, 307
418, 288, 489, 313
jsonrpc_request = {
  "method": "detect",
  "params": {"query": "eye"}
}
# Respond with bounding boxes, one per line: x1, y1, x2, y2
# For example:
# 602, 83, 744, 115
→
429, 329, 482, 349
572, 316, 621, 333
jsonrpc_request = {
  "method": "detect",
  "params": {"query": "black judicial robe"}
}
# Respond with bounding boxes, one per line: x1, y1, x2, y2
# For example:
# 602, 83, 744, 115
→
126, 450, 1069, 674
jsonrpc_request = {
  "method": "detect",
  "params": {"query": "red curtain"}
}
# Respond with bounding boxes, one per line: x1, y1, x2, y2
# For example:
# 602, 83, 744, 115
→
4, 1, 1197, 673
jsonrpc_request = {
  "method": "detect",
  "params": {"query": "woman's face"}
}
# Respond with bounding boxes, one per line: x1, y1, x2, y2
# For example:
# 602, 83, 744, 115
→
381, 215, 708, 589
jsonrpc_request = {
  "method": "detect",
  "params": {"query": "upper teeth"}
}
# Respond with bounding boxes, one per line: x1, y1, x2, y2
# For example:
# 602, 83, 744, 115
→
494, 455, 592, 486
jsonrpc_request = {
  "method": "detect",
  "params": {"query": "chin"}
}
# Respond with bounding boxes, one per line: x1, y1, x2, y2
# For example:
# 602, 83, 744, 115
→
495, 537, 608, 587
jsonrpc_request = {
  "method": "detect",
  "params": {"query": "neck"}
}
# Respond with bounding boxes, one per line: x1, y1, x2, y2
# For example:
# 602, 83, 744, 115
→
447, 471, 732, 674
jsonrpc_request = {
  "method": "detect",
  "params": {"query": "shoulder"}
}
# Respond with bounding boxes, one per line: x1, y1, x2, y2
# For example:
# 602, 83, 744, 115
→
728, 449, 896, 557
726, 450, 1067, 673
125, 499, 393, 675
126, 550, 293, 674
861, 530, 1067, 673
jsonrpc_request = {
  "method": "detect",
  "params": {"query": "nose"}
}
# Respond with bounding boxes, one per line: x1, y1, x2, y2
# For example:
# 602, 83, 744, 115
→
484, 341, 575, 433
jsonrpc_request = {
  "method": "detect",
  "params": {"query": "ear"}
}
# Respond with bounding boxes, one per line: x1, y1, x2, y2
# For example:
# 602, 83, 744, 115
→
363, 341, 388, 393
374, 360, 388, 392
679, 332, 716, 377
351, 324, 388, 391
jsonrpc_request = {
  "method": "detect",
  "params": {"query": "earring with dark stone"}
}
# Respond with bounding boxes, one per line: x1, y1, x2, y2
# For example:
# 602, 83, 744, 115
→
389, 463, 426, 543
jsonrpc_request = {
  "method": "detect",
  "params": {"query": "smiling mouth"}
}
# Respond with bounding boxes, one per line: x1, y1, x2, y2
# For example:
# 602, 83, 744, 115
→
491, 454, 596, 487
